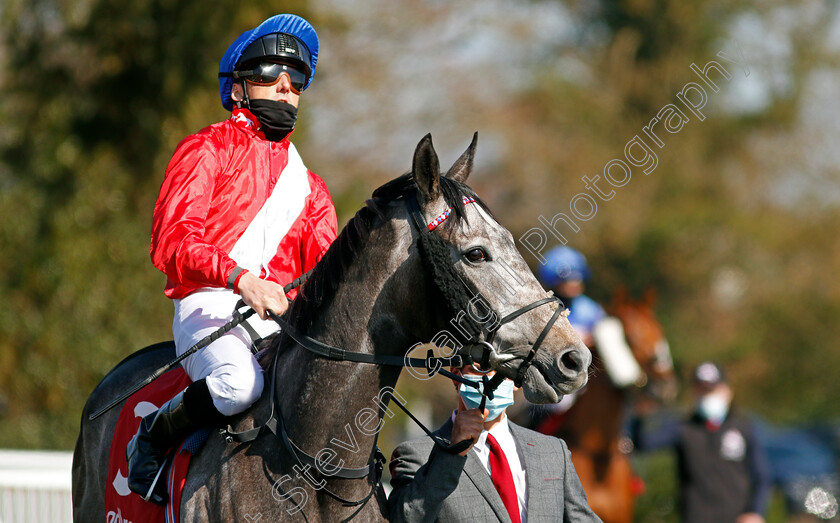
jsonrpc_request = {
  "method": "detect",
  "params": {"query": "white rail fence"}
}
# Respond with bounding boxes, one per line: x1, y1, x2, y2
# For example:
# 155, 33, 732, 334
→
0, 450, 73, 523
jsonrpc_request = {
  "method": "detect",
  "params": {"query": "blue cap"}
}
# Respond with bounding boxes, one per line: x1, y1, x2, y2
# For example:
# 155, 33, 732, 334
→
537, 246, 591, 288
218, 14, 319, 111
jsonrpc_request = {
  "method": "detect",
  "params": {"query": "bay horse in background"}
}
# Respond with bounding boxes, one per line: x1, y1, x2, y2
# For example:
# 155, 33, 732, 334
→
73, 134, 592, 522
533, 288, 677, 523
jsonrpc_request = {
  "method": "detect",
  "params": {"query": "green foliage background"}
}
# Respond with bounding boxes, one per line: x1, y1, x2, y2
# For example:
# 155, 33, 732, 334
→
1, 0, 838, 520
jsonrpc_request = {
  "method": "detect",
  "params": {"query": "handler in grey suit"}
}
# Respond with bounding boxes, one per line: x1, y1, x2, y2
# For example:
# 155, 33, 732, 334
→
388, 367, 601, 522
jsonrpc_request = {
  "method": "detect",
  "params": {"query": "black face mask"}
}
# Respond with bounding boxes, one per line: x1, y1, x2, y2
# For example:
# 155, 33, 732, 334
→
248, 99, 297, 141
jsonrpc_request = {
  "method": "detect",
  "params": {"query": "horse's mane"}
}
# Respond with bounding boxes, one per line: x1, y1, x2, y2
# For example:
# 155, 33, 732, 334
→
261, 173, 491, 362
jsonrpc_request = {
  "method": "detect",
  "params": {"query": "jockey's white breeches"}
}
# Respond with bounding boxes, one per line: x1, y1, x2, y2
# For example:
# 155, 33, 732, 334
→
173, 289, 280, 417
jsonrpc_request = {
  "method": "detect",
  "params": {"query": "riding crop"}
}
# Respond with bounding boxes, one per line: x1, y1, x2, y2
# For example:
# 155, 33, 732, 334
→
88, 273, 309, 421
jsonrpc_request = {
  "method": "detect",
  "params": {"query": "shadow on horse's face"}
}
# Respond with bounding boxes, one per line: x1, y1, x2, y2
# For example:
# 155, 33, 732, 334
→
396, 133, 591, 404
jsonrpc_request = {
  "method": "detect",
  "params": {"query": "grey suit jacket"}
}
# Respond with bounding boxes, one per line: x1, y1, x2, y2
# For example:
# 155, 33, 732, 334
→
387, 418, 602, 522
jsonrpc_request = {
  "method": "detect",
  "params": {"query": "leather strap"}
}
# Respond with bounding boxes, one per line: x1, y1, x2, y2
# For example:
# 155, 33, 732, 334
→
221, 350, 380, 482
269, 312, 472, 370
513, 298, 565, 387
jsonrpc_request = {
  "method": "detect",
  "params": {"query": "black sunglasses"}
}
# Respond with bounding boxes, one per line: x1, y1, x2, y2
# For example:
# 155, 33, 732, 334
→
231, 62, 307, 94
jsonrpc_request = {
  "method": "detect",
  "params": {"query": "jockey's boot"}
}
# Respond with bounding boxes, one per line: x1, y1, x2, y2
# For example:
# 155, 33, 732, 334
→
125, 378, 221, 505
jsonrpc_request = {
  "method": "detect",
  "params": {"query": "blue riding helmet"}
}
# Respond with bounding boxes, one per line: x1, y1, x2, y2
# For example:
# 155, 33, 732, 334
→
565, 294, 606, 335
218, 14, 319, 111
537, 246, 591, 288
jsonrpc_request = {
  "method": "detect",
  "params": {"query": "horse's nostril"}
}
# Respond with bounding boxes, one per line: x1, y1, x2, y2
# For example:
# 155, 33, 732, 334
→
560, 349, 583, 373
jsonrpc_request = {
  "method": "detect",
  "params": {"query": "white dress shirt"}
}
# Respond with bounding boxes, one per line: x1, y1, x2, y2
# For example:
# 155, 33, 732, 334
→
452, 411, 529, 522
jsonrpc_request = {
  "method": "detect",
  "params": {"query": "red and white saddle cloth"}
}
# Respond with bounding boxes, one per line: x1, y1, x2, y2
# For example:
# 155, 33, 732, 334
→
105, 368, 206, 523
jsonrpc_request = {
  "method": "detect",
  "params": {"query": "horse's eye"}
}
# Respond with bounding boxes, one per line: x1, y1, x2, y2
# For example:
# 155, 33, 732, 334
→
464, 247, 487, 263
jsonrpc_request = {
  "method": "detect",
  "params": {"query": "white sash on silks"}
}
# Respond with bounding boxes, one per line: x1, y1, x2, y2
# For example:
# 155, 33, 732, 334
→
592, 317, 643, 388
228, 142, 311, 280
174, 143, 312, 349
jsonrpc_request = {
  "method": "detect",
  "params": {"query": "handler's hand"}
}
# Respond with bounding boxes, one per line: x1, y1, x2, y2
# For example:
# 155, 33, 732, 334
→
450, 408, 488, 456
237, 272, 289, 320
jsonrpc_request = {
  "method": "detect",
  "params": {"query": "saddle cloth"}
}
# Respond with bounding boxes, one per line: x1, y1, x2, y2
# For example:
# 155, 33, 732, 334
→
105, 367, 202, 523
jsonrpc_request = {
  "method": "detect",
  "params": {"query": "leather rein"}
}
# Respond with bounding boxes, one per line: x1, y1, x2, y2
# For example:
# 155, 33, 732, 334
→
220, 188, 566, 510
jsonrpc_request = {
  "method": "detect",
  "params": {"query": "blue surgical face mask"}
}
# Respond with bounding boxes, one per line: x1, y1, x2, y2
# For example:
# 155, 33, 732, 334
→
458, 375, 515, 421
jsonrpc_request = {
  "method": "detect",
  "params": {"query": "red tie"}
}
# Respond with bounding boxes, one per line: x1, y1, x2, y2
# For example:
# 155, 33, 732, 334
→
486, 434, 521, 523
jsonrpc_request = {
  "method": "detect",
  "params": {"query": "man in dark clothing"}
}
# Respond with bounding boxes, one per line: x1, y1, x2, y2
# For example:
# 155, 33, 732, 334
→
630, 361, 772, 523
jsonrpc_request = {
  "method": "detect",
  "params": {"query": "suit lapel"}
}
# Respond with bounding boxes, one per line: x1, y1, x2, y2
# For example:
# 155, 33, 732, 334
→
463, 452, 512, 523
437, 416, 511, 522
510, 422, 547, 519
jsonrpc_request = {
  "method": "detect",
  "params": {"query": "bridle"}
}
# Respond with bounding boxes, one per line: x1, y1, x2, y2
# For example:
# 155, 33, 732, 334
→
221, 187, 567, 515
402, 189, 567, 390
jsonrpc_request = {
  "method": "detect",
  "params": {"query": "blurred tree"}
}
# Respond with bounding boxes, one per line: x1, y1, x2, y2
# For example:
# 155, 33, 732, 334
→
479, 0, 840, 426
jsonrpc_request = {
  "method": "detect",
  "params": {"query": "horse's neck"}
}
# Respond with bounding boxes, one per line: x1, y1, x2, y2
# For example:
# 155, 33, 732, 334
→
278, 318, 403, 467
272, 232, 421, 471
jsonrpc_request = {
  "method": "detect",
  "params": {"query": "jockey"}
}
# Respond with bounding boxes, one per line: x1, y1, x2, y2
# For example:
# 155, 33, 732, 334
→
537, 245, 642, 395
534, 245, 611, 417
126, 14, 337, 505
537, 246, 605, 347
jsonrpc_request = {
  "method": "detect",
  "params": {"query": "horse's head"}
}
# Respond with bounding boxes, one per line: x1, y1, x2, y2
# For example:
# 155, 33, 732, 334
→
610, 288, 678, 401
388, 134, 591, 404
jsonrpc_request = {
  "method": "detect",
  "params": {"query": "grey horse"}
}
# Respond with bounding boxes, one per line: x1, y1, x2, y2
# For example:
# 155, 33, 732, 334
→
73, 134, 591, 522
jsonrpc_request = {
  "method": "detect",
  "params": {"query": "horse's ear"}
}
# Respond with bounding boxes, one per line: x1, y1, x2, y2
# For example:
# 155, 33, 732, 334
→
413, 133, 441, 202
446, 132, 478, 183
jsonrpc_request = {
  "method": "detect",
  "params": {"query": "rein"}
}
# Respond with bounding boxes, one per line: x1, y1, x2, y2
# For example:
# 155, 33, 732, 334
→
87, 272, 312, 421
222, 344, 385, 509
